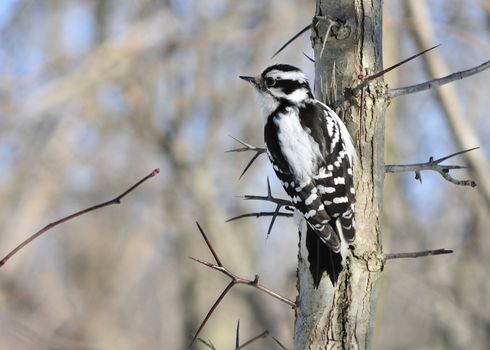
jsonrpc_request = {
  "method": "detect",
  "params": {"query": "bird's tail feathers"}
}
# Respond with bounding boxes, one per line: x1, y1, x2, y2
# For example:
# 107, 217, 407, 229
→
306, 224, 343, 287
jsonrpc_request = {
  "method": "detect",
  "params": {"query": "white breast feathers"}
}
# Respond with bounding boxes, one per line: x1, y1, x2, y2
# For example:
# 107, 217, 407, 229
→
274, 106, 322, 182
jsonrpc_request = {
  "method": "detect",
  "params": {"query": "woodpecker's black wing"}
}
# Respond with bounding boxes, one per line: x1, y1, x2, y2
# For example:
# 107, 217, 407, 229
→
312, 101, 356, 244
264, 105, 341, 252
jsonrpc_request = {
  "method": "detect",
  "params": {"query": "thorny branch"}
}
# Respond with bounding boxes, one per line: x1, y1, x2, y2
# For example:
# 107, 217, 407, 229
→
384, 248, 453, 261
189, 222, 295, 349
271, 15, 343, 59
385, 147, 479, 187
0, 168, 160, 268
229, 137, 479, 188
233, 320, 276, 349
227, 135, 266, 179
226, 211, 293, 223
390, 59, 490, 97
196, 338, 217, 350
197, 321, 281, 350
227, 178, 294, 238
272, 23, 312, 58
238, 331, 271, 349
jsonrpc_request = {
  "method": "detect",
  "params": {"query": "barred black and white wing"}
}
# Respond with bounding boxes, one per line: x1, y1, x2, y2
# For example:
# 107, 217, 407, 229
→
264, 101, 356, 286
313, 101, 356, 244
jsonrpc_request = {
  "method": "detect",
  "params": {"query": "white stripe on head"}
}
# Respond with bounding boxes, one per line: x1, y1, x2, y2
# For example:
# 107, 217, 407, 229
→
266, 70, 307, 82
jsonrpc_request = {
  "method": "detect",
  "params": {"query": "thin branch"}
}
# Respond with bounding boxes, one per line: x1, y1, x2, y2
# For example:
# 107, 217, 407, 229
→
362, 45, 439, 85
227, 135, 266, 179
189, 281, 235, 349
196, 221, 222, 267
334, 45, 440, 108
225, 211, 293, 223
242, 177, 291, 207
390, 59, 490, 98
385, 147, 479, 187
0, 168, 160, 268
239, 330, 270, 349
196, 338, 217, 350
271, 336, 288, 350
271, 24, 311, 58
303, 52, 315, 62
235, 320, 240, 350
384, 248, 453, 260
237, 178, 294, 238
226, 136, 266, 154
188, 224, 295, 349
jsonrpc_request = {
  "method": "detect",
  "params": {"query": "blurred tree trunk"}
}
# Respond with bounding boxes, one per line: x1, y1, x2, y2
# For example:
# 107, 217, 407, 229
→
294, 1, 388, 348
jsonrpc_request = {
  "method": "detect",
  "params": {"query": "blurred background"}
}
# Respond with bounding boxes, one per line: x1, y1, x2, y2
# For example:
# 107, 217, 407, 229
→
0, 0, 488, 349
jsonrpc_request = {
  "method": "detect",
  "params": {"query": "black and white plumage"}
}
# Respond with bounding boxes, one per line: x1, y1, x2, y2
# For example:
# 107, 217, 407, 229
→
240, 64, 356, 286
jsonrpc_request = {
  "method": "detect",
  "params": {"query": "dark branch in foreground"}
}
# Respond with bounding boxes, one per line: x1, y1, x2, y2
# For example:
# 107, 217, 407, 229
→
189, 222, 295, 349
229, 178, 294, 238
0, 168, 160, 268
385, 147, 479, 187
390, 59, 490, 97
227, 136, 266, 179
384, 248, 453, 261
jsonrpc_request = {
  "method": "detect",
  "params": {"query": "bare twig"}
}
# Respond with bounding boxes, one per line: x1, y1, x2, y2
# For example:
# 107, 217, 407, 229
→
348, 45, 439, 97
227, 136, 266, 179
242, 178, 291, 206
384, 248, 453, 260
239, 330, 270, 349
271, 24, 311, 58
226, 211, 293, 223
235, 320, 240, 350
195, 327, 272, 349
196, 221, 222, 266
303, 52, 315, 62
189, 223, 295, 349
0, 168, 160, 268
272, 336, 288, 350
241, 178, 293, 238
363, 45, 440, 84
196, 338, 217, 350
334, 45, 440, 108
385, 147, 479, 187
389, 59, 490, 98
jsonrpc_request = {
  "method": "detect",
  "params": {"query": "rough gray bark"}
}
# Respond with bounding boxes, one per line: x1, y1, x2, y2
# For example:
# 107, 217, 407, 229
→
294, 1, 388, 348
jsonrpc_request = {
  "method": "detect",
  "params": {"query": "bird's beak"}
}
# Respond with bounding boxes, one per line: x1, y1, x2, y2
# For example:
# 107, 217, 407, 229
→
239, 75, 257, 84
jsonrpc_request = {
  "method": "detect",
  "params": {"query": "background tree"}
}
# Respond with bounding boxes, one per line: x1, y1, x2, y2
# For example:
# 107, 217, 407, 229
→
0, 1, 489, 349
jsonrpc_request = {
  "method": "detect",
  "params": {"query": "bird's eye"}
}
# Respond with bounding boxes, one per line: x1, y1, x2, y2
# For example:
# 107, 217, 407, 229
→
264, 77, 276, 87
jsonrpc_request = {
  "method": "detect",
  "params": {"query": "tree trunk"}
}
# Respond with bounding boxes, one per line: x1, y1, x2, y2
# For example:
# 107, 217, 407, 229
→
294, 1, 388, 348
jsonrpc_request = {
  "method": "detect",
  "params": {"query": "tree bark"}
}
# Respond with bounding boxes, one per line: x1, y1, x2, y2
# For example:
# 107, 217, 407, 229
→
294, 1, 388, 349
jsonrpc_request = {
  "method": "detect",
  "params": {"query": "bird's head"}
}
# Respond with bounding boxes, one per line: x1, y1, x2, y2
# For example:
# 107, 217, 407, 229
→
240, 64, 313, 115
